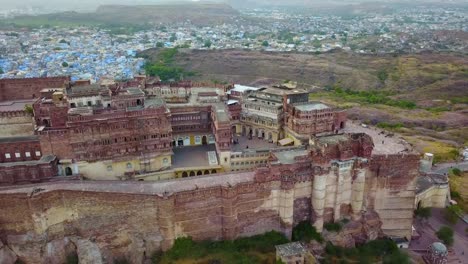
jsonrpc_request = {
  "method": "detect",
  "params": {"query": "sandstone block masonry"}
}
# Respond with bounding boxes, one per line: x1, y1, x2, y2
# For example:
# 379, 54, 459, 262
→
0, 134, 420, 263
0, 77, 70, 102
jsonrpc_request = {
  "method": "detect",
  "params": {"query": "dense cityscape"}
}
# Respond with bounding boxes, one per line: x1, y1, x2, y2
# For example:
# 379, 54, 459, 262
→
1, 5, 467, 81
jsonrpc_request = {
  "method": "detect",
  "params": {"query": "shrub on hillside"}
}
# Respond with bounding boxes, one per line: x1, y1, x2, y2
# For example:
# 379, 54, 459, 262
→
324, 222, 342, 232
292, 221, 324, 243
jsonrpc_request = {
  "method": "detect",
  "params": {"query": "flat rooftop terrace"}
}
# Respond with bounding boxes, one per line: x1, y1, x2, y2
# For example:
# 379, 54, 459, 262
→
0, 172, 255, 195
343, 121, 414, 155
232, 135, 278, 152
172, 144, 218, 168
0, 99, 36, 112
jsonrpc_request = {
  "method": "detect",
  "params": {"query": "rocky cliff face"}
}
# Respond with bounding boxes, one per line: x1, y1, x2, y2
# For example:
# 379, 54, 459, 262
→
322, 211, 384, 248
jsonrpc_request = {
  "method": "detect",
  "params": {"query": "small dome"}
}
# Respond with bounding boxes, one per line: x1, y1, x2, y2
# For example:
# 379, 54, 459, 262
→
431, 242, 447, 254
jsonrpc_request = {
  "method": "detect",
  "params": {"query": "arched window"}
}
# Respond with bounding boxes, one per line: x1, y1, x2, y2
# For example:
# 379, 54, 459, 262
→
126, 163, 132, 169
163, 158, 169, 165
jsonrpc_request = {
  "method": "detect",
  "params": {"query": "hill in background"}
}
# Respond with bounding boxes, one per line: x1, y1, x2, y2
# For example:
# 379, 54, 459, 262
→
1, 2, 240, 28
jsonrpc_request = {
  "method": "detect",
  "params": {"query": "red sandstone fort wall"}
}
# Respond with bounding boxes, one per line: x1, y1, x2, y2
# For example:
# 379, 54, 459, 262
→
0, 151, 421, 262
0, 77, 70, 102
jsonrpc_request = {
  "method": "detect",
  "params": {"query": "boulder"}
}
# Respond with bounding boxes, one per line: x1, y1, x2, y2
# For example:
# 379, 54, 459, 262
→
0, 244, 17, 264
43, 237, 76, 264
75, 239, 103, 264
7, 232, 46, 264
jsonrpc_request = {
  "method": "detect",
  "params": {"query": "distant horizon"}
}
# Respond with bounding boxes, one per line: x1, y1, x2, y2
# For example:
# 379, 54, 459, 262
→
1, 0, 465, 13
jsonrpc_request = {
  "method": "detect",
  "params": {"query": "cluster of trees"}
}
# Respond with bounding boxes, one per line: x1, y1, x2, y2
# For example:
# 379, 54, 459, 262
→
144, 48, 194, 82
292, 221, 324, 243
152, 231, 288, 263
323, 239, 409, 264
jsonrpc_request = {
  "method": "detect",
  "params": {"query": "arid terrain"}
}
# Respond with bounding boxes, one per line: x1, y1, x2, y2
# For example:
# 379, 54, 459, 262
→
141, 48, 468, 160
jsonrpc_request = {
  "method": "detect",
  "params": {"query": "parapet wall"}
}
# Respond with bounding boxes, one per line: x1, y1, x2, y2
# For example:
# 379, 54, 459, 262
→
0, 77, 70, 101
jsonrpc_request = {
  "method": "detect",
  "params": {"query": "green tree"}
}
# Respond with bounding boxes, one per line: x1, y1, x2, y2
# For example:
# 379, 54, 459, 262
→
377, 69, 388, 82
24, 104, 34, 115
262, 40, 269, 47
313, 38, 321, 49
156, 42, 164, 48
444, 205, 461, 224
292, 221, 323, 243
62, 61, 69, 67
59, 39, 68, 44
324, 222, 342, 232
145, 63, 183, 82
449, 168, 461, 176
204, 40, 212, 48
414, 207, 432, 219
0, 68, 3, 74
436, 226, 454, 246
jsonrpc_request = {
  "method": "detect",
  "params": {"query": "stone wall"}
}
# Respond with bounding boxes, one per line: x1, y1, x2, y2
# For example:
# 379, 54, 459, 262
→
366, 154, 420, 238
0, 136, 421, 263
0, 113, 34, 137
0, 77, 69, 102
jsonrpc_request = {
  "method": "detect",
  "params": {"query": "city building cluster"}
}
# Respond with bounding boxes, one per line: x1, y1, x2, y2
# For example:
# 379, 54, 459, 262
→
1, 6, 466, 81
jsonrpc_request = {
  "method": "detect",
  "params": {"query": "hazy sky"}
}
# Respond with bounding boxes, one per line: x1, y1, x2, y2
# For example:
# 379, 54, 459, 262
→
0, 0, 463, 12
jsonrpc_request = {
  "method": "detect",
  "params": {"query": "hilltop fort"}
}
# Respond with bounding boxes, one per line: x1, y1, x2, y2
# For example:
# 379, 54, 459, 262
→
0, 76, 448, 263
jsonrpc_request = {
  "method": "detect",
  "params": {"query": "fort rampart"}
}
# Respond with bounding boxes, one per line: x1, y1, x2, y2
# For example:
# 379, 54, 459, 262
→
0, 152, 420, 263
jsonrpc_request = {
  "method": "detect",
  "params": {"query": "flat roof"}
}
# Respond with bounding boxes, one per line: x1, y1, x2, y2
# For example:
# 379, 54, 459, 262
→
213, 103, 230, 122
125, 88, 145, 96
343, 121, 414, 155
0, 171, 256, 195
232, 84, 262, 93
273, 149, 309, 164
416, 174, 448, 194
0, 155, 56, 168
172, 144, 217, 168
0, 135, 39, 143
295, 103, 329, 111
144, 98, 165, 108
275, 242, 306, 257
0, 99, 36, 112
261, 87, 308, 96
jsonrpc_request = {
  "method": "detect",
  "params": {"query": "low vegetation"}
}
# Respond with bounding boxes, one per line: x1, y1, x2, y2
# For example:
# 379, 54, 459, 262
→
292, 221, 324, 243
436, 226, 454, 246
325, 85, 417, 110
143, 48, 195, 81
414, 206, 432, 219
152, 231, 288, 264
324, 222, 342, 232
322, 239, 410, 264
449, 172, 468, 213
444, 205, 462, 225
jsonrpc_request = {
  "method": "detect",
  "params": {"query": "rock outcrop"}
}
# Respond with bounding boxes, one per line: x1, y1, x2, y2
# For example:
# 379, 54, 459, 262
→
322, 211, 384, 248
0, 240, 17, 264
